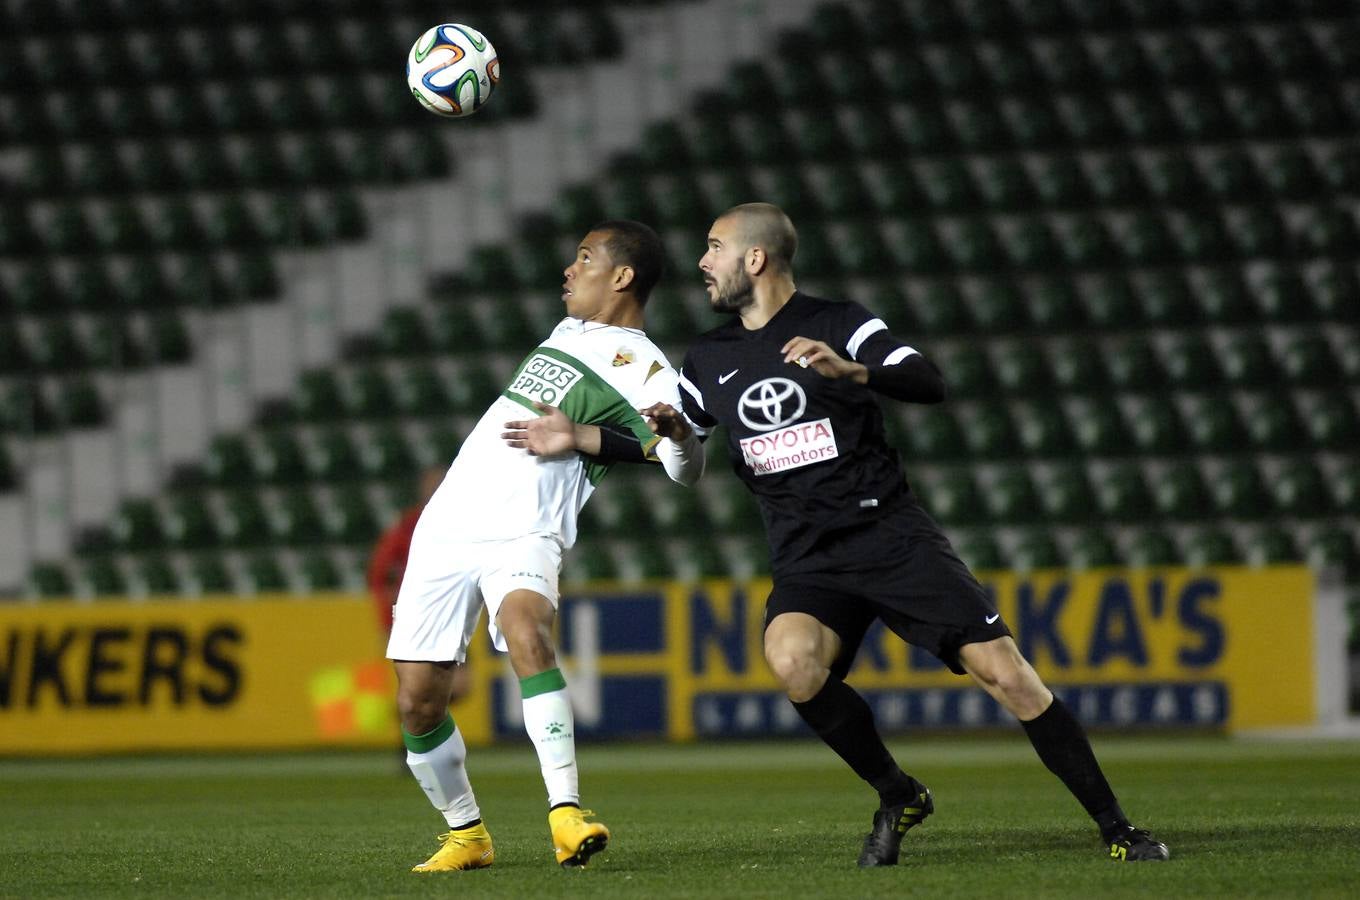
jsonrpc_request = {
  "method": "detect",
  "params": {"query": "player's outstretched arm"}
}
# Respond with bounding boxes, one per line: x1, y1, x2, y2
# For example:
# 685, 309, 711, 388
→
502, 402, 604, 457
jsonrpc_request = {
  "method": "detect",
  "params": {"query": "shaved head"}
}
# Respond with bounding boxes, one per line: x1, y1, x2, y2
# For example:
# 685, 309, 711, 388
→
716, 203, 798, 273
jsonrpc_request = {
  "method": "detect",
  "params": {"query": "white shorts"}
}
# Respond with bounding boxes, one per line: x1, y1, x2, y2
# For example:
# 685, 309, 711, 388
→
386, 533, 562, 663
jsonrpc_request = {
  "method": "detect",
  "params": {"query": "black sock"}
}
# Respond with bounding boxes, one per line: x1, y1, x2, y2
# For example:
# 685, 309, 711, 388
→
1021, 696, 1129, 838
792, 677, 916, 807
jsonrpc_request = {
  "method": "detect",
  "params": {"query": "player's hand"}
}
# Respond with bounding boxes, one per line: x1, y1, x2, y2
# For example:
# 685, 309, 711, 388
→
781, 337, 869, 383
502, 402, 578, 457
640, 402, 692, 441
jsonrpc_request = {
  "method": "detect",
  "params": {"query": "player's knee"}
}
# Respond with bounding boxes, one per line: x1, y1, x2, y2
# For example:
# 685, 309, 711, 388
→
396, 686, 446, 735
764, 645, 822, 696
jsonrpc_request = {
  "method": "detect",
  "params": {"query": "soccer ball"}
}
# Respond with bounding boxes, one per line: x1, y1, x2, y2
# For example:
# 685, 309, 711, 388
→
406, 24, 499, 118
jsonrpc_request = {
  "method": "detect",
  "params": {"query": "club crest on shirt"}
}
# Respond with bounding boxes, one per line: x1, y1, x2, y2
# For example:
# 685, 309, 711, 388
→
612, 348, 635, 367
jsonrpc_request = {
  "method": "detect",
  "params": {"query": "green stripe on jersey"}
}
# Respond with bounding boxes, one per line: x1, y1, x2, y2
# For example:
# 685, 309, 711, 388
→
502, 346, 660, 485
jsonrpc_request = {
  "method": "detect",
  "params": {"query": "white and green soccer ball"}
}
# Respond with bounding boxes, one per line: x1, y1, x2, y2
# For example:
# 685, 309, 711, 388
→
406, 23, 499, 118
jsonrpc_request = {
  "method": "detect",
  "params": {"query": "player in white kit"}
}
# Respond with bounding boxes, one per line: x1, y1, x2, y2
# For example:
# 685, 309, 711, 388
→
388, 221, 703, 872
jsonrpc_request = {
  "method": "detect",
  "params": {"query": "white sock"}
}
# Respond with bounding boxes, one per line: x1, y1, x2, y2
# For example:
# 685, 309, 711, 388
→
520, 668, 579, 807
404, 714, 481, 828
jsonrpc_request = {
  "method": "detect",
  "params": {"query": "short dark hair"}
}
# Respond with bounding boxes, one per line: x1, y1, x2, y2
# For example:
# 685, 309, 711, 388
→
592, 219, 665, 303
718, 203, 798, 273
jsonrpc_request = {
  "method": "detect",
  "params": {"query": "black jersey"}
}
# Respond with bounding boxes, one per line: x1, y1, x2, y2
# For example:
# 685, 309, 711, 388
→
678, 291, 946, 576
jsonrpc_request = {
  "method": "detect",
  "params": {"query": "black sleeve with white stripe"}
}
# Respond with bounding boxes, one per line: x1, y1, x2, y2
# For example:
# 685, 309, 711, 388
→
677, 357, 718, 442
841, 309, 947, 404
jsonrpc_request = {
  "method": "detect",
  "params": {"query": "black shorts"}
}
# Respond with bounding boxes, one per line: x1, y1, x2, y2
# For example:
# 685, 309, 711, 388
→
763, 499, 1011, 677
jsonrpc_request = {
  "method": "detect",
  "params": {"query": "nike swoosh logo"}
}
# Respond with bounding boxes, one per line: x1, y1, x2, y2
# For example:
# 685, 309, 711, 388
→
718, 369, 739, 384
985, 613, 1000, 624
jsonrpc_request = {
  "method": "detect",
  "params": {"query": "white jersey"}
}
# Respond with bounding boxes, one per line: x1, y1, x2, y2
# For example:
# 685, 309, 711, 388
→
423, 316, 681, 549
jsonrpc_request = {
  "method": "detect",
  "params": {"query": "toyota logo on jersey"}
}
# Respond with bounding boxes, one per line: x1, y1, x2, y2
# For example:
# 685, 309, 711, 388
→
738, 378, 807, 432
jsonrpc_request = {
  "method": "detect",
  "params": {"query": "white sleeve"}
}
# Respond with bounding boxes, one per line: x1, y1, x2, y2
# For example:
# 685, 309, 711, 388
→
654, 426, 705, 486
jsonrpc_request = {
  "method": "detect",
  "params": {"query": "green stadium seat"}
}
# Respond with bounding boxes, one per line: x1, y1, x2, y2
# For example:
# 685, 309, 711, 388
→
1086, 154, 1147, 206
1025, 278, 1083, 330
791, 224, 839, 278
0, 326, 30, 375
183, 141, 236, 190
1201, 147, 1263, 201
121, 259, 176, 311
190, 554, 234, 595
1212, 459, 1273, 518
1126, 397, 1188, 454
1180, 393, 1246, 454
1047, 338, 1107, 395
296, 370, 345, 422
1253, 266, 1312, 322
1204, 28, 1268, 79
1161, 334, 1220, 389
30, 320, 87, 373
137, 555, 183, 596
275, 488, 325, 546
1002, 96, 1066, 149
1127, 528, 1181, 567
218, 489, 270, 549
870, 162, 923, 215
963, 401, 1020, 458
1011, 529, 1063, 570
348, 368, 397, 419
1281, 333, 1342, 386
396, 364, 452, 417
1070, 530, 1122, 569
908, 406, 967, 459
330, 485, 380, 545
1321, 144, 1360, 194
1306, 525, 1359, 578
1057, 214, 1119, 267
74, 145, 129, 194
29, 562, 73, 598
1119, 92, 1180, 144
956, 532, 1006, 572
1096, 462, 1156, 520
79, 557, 128, 598
893, 221, 950, 275
632, 539, 676, 580
1015, 398, 1076, 457
1038, 38, 1097, 89
1217, 333, 1275, 387
1092, 35, 1153, 85
1332, 459, 1360, 514
365, 426, 418, 480
1039, 463, 1096, 521
128, 142, 182, 191
923, 468, 984, 525
86, 317, 146, 371
1070, 400, 1134, 456
844, 104, 903, 160
1154, 460, 1212, 519
1261, 146, 1322, 200
256, 430, 309, 484
1079, 275, 1140, 329
726, 61, 776, 107
311, 428, 363, 483
205, 435, 254, 486
987, 465, 1041, 523
950, 100, 1010, 152
245, 553, 289, 593
970, 282, 1026, 329
1242, 392, 1306, 451
1171, 209, 1234, 263
918, 160, 978, 212
1273, 458, 1330, 517
1184, 528, 1242, 566
163, 494, 218, 550
1304, 391, 1360, 450
765, 168, 821, 221
112, 499, 163, 552
377, 309, 431, 357
1058, 94, 1124, 145
45, 202, 94, 254
1309, 263, 1360, 321
1298, 205, 1360, 256
1030, 156, 1088, 208
992, 341, 1050, 395
1245, 525, 1301, 565
1105, 336, 1165, 392
57, 378, 105, 429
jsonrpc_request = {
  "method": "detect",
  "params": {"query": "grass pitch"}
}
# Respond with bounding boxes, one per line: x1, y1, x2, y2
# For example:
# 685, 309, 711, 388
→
2, 735, 1358, 899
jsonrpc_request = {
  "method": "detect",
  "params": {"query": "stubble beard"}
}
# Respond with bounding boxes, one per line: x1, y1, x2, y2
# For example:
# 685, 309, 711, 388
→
709, 270, 755, 314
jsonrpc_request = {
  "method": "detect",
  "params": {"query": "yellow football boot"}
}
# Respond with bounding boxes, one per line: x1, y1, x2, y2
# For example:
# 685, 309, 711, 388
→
549, 806, 610, 868
411, 821, 495, 872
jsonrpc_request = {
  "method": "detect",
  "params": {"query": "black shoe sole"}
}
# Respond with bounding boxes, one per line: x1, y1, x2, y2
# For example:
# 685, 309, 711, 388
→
560, 834, 608, 868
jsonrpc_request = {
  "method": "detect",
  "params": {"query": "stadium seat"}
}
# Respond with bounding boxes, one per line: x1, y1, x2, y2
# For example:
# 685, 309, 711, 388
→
964, 401, 1021, 458
275, 488, 326, 546
1057, 214, 1119, 268
1011, 529, 1063, 570
1119, 210, 1178, 266
1216, 333, 1275, 387
299, 551, 343, 591
1170, 209, 1234, 263
190, 554, 234, 595
1321, 144, 1360, 194
1126, 396, 1189, 453
1309, 263, 1360, 321
163, 494, 218, 550
396, 364, 452, 417
868, 162, 922, 215
1152, 458, 1211, 520
364, 426, 418, 480
968, 281, 1027, 329
1245, 525, 1302, 565
1058, 94, 1124, 145
57, 379, 105, 429
1005, 216, 1064, 271
1280, 332, 1341, 386
918, 160, 978, 212
296, 370, 346, 422
45, 202, 94, 254
1118, 92, 1180, 144
86, 317, 145, 371
1253, 266, 1312, 322
1183, 528, 1242, 566
218, 489, 270, 549
1160, 334, 1221, 388
137, 555, 183, 596
28, 562, 73, 597
1242, 392, 1307, 451
987, 465, 1041, 523
1332, 459, 1360, 515
992, 341, 1050, 395
1200, 147, 1263, 201
1126, 528, 1181, 567
256, 430, 309, 484
1025, 278, 1083, 330
1070, 399, 1134, 456
1272, 458, 1330, 517
183, 141, 236, 190
1029, 156, 1088, 208
1070, 529, 1122, 569
949, 100, 1010, 152
245, 553, 289, 593
1082, 275, 1143, 330
121, 259, 176, 311
907, 406, 967, 460
923, 468, 984, 525
1177, 396, 1244, 458
112, 499, 163, 552
310, 428, 363, 483
1304, 391, 1360, 450
79, 557, 128, 598
1038, 462, 1096, 521
1014, 398, 1076, 457
348, 368, 397, 419
1298, 205, 1360, 255
1097, 462, 1156, 520
956, 532, 1006, 572
1085, 154, 1147, 206
1211, 459, 1273, 518
1047, 338, 1107, 395
1104, 336, 1165, 392
30, 320, 87, 373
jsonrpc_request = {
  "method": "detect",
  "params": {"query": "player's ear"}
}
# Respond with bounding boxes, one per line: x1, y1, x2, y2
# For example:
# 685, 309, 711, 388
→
746, 247, 767, 275
612, 264, 636, 293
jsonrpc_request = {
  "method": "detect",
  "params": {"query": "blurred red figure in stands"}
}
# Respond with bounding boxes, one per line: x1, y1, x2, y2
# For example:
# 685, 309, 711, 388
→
368, 465, 471, 702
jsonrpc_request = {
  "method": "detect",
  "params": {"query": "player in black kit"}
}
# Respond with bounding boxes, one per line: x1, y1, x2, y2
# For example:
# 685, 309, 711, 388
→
507, 203, 1168, 867
682, 203, 1167, 867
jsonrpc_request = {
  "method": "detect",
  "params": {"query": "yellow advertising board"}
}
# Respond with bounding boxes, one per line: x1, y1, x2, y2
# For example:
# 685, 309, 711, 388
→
0, 566, 1334, 755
